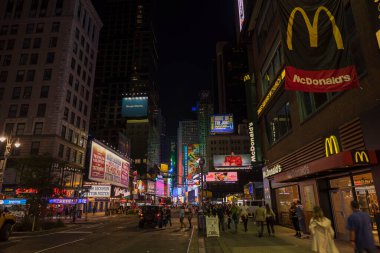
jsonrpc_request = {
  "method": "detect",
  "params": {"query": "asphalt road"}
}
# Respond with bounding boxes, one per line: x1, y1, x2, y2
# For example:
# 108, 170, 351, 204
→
0, 216, 193, 253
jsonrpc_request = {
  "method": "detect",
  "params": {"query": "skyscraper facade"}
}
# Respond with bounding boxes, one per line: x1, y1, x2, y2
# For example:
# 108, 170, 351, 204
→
0, 0, 102, 189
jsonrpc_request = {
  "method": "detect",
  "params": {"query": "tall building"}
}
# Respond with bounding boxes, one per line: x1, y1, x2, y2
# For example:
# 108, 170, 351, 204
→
90, 0, 158, 165
177, 120, 199, 187
215, 41, 248, 125
0, 0, 102, 191
242, 0, 380, 243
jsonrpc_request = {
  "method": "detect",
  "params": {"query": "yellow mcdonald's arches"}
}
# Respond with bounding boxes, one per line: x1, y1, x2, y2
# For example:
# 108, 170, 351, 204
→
325, 135, 340, 157
355, 151, 369, 163
287, 6, 344, 50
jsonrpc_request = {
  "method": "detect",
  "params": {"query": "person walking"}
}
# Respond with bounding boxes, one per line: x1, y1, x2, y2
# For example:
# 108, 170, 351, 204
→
166, 206, 172, 227
179, 205, 186, 229
265, 204, 276, 236
240, 202, 249, 232
216, 204, 225, 232
230, 203, 239, 232
309, 206, 339, 253
290, 201, 301, 237
296, 200, 307, 235
347, 201, 375, 253
255, 202, 266, 237
187, 205, 193, 228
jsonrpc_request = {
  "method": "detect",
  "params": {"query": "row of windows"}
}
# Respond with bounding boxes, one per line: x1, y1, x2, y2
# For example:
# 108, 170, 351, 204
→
7, 103, 46, 118
58, 144, 84, 165
4, 0, 63, 19
64, 94, 88, 117
0, 69, 52, 83
261, 46, 284, 96
68, 74, 91, 100
62, 108, 87, 130
0, 36, 58, 52
1, 52, 55, 67
76, 1, 97, 43
0, 86, 49, 100
4, 121, 43, 136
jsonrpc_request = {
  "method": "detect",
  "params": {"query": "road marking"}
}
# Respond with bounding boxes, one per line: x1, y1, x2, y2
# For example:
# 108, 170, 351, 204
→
186, 226, 195, 253
33, 238, 84, 253
57, 231, 92, 234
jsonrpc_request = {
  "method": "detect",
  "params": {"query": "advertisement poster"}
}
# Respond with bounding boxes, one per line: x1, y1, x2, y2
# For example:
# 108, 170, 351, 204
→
206, 216, 220, 237
278, 0, 359, 92
187, 144, 200, 179
205, 172, 238, 182
86, 185, 111, 198
156, 179, 164, 196
121, 97, 148, 118
213, 154, 251, 170
147, 180, 155, 194
89, 141, 130, 188
210, 114, 234, 134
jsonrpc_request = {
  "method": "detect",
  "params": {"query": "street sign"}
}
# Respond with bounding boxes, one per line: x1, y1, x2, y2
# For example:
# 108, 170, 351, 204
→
206, 216, 220, 237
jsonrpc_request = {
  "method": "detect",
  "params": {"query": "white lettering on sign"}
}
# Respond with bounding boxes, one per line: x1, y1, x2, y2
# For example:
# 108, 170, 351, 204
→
263, 164, 282, 178
248, 122, 256, 162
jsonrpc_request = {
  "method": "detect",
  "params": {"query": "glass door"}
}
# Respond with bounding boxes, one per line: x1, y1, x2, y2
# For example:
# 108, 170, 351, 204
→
330, 188, 353, 240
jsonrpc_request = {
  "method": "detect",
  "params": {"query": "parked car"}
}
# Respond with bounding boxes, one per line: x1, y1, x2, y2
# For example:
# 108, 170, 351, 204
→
0, 208, 16, 241
138, 205, 163, 228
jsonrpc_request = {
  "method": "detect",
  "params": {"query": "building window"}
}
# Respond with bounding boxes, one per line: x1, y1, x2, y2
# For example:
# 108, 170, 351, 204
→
0, 40, 5, 49
12, 87, 21, 99
68, 129, 73, 142
76, 116, 81, 128
10, 25, 18, 34
33, 122, 43, 135
30, 142, 40, 155
33, 38, 41, 48
19, 54, 28, 65
5, 123, 14, 135
36, 23, 44, 33
58, 144, 64, 157
20, 104, 29, 117
84, 105, 87, 116
48, 37, 58, 48
29, 0, 38, 17
30, 53, 38, 64
43, 69, 52, 80
68, 74, 73, 86
22, 38, 31, 49
82, 120, 86, 130
16, 70, 25, 82
26, 70, 35, 81
40, 86, 49, 98
73, 42, 78, 54
61, 125, 66, 138
39, 0, 48, 17
37, 103, 46, 117
52, 22, 60, 32
16, 123, 26, 135
66, 90, 71, 102
0, 71, 8, 82
266, 101, 292, 145
79, 50, 83, 60
26, 23, 34, 34
75, 80, 79, 91
46, 52, 55, 64
55, 0, 63, 16
6, 39, 15, 50
261, 46, 283, 96
0, 88, 4, 100
72, 96, 77, 107
66, 147, 71, 161
297, 92, 338, 121
73, 133, 79, 145
3, 55, 12, 66
23, 87, 32, 99
63, 107, 69, 120
70, 112, 75, 124
71, 58, 76, 70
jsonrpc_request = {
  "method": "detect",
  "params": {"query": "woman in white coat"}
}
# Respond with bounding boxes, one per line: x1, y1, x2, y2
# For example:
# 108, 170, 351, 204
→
309, 206, 339, 253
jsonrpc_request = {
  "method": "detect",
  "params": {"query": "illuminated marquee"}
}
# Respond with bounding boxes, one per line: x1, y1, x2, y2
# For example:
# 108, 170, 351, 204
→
257, 69, 285, 116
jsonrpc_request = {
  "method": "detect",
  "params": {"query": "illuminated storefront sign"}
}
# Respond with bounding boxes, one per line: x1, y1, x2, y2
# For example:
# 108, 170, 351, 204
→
263, 164, 282, 178
0, 199, 27, 205
248, 122, 256, 162
325, 135, 340, 157
206, 172, 238, 182
210, 114, 234, 134
48, 198, 88, 204
257, 70, 285, 116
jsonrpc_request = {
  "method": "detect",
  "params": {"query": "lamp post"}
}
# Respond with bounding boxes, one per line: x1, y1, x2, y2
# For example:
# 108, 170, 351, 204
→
0, 135, 21, 192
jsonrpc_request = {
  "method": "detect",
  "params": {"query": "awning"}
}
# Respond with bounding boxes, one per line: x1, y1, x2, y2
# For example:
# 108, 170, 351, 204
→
273, 150, 378, 183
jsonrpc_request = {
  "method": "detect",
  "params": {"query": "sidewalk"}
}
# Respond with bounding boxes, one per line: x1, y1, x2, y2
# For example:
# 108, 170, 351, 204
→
200, 221, 380, 253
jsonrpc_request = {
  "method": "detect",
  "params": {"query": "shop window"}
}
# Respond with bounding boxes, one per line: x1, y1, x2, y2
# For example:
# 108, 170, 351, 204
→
275, 185, 299, 226
266, 101, 292, 145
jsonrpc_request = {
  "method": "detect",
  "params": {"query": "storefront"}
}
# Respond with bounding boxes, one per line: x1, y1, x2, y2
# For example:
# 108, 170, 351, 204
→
265, 148, 379, 244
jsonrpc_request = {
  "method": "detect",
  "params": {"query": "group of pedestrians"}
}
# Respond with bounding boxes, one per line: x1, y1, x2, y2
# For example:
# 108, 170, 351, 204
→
179, 204, 195, 230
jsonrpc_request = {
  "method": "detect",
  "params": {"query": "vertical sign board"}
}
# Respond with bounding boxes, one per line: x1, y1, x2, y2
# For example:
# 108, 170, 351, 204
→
278, 0, 359, 92
187, 144, 200, 179
183, 145, 188, 188
206, 216, 220, 237
238, 0, 245, 31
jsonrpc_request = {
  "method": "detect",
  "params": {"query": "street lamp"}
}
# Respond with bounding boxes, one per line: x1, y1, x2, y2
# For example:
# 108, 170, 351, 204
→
0, 134, 21, 192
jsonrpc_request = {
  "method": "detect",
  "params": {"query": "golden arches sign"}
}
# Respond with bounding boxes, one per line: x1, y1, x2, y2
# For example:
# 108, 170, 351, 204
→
354, 151, 369, 163
287, 6, 344, 50
325, 135, 340, 157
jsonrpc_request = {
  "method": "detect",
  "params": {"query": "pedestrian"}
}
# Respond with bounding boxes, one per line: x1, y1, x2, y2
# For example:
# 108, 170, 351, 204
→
187, 205, 193, 228
290, 201, 301, 237
93, 206, 96, 216
240, 202, 249, 232
226, 204, 232, 229
254, 202, 266, 237
265, 204, 276, 236
216, 204, 225, 232
179, 205, 186, 229
230, 203, 239, 232
296, 200, 307, 235
347, 200, 375, 253
309, 206, 339, 253
166, 206, 172, 227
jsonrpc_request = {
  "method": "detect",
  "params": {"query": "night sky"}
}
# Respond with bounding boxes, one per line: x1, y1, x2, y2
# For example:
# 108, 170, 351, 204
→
158, 0, 235, 134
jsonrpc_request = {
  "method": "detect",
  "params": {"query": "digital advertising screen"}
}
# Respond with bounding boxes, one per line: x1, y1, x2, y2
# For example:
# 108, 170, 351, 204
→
187, 144, 200, 179
89, 140, 130, 188
210, 114, 234, 134
238, 0, 245, 31
155, 179, 165, 196
121, 97, 148, 118
213, 154, 251, 170
205, 172, 238, 182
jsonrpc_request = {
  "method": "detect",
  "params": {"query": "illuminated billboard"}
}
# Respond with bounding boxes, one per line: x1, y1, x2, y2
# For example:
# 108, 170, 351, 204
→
187, 144, 200, 179
213, 154, 251, 170
156, 179, 165, 196
121, 97, 148, 118
206, 172, 238, 182
210, 114, 234, 134
89, 140, 130, 188
238, 0, 245, 31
